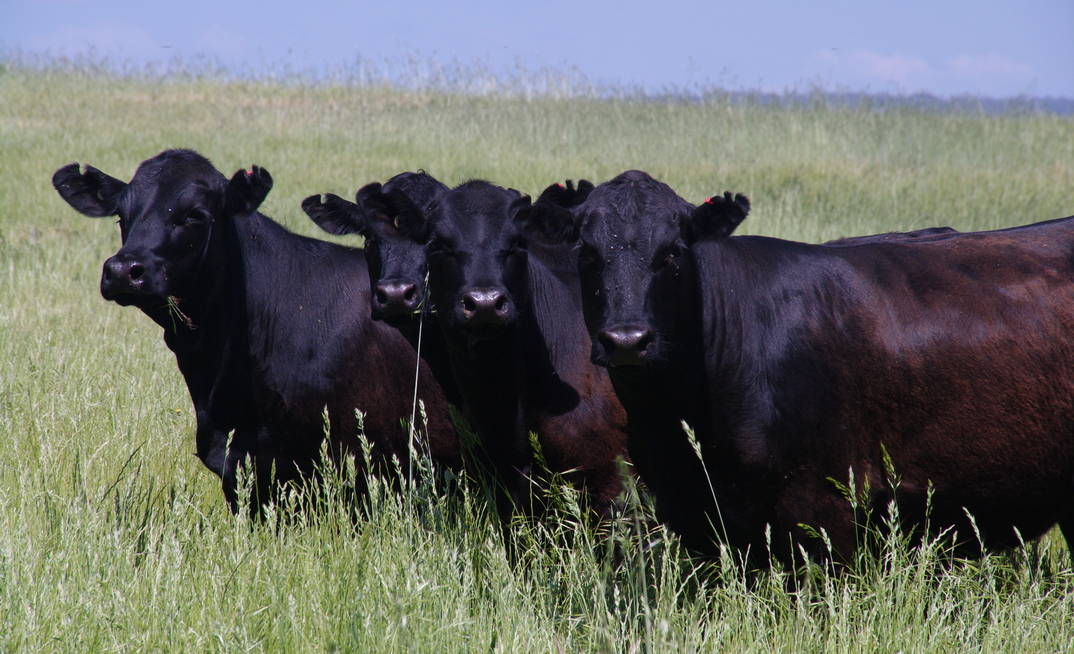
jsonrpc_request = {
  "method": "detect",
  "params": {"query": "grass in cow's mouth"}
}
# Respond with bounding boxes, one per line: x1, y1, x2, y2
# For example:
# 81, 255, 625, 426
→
166, 294, 195, 330
2, 57, 1073, 651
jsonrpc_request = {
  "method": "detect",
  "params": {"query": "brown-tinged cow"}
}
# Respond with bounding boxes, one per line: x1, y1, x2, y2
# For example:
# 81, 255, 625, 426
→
530, 169, 1074, 566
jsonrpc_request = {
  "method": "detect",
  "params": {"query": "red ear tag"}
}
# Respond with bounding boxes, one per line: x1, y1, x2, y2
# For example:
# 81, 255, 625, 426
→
705, 197, 715, 204
557, 183, 564, 188
246, 170, 253, 176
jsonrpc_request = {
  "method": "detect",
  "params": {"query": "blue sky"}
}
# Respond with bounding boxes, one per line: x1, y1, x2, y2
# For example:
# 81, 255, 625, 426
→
3, 0, 1072, 98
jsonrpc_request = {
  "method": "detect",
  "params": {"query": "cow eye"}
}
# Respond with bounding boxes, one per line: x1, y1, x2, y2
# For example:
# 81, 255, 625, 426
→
182, 209, 210, 227
655, 243, 684, 272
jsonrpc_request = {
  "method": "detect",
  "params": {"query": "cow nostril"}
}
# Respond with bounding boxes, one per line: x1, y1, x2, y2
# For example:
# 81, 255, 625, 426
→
403, 286, 417, 303
597, 331, 615, 353
129, 263, 144, 280
375, 288, 389, 306
494, 295, 507, 312
462, 296, 476, 313
636, 330, 654, 353
599, 331, 617, 352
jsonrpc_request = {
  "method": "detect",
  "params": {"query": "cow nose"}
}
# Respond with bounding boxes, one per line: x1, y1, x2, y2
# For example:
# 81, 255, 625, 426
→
374, 281, 420, 318
599, 326, 654, 366
101, 255, 147, 299
461, 288, 510, 325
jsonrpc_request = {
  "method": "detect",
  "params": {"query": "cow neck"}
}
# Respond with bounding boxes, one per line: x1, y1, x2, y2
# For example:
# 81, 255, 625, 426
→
609, 244, 767, 554
697, 236, 775, 445
691, 237, 779, 543
400, 312, 465, 409
441, 314, 527, 515
441, 313, 524, 428
163, 213, 253, 474
518, 247, 592, 411
160, 216, 233, 355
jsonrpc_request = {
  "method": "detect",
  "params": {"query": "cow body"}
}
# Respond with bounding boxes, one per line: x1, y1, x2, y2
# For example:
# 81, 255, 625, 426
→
53, 150, 458, 509
428, 182, 629, 518
332, 178, 630, 518
539, 169, 1074, 564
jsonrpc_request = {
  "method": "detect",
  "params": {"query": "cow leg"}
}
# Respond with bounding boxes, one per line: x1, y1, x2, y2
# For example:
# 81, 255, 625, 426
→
774, 476, 859, 572
1059, 515, 1074, 568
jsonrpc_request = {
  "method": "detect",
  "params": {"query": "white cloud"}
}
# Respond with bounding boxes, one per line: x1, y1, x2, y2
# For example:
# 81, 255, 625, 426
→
812, 48, 1040, 98
947, 53, 1034, 78
852, 51, 931, 86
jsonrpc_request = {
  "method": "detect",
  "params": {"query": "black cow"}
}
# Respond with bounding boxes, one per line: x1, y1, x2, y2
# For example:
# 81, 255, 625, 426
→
303, 172, 463, 408
310, 177, 630, 518
53, 150, 460, 510
531, 169, 1074, 566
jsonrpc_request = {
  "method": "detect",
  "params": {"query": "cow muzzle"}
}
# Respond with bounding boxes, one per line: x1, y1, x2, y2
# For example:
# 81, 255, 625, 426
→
460, 287, 512, 328
101, 254, 152, 303
374, 280, 421, 321
598, 325, 655, 367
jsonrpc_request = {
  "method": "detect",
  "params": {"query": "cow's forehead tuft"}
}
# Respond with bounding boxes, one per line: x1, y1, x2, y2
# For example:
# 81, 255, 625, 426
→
383, 170, 448, 206
134, 149, 216, 178
119, 150, 227, 217
433, 181, 522, 239
444, 181, 516, 212
579, 177, 686, 254
129, 150, 225, 194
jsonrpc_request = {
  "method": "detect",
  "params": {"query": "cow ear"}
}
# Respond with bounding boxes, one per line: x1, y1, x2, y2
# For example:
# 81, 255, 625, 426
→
302, 193, 364, 236
536, 179, 593, 209
224, 166, 273, 217
517, 199, 579, 245
507, 193, 532, 222
514, 179, 591, 244
685, 192, 750, 244
52, 163, 128, 217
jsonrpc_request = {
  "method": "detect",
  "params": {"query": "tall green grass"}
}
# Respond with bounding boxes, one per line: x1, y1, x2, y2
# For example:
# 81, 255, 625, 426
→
2, 64, 1074, 651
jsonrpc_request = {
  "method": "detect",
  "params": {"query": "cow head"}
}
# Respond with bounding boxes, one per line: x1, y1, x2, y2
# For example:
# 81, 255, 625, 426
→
302, 171, 447, 327
350, 180, 528, 343
529, 170, 750, 369
52, 149, 272, 330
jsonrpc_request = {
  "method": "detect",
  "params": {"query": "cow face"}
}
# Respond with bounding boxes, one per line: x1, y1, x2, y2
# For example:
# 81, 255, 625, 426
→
53, 149, 271, 328
304, 171, 447, 327
570, 171, 693, 368
417, 181, 532, 341
549, 171, 749, 369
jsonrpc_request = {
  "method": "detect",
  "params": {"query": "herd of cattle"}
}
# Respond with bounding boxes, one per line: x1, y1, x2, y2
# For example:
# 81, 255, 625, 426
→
53, 148, 1074, 568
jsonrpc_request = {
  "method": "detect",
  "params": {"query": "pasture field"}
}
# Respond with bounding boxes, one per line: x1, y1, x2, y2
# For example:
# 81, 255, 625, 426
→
2, 63, 1074, 651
